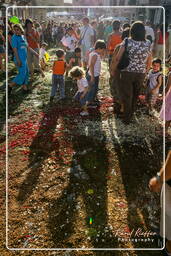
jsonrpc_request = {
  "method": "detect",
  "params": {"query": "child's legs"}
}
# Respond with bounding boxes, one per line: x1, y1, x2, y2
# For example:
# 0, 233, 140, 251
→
94, 76, 99, 100
58, 76, 65, 98
51, 75, 58, 97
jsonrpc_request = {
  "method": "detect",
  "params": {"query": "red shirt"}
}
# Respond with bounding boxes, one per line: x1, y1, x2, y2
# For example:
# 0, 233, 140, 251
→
26, 29, 40, 49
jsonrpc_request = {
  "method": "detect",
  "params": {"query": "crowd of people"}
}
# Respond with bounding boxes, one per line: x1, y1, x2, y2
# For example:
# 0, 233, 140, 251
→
0, 17, 170, 120
0, 14, 171, 254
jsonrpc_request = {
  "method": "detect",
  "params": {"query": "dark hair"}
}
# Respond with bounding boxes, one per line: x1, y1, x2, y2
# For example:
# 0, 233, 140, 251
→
123, 23, 130, 30
56, 49, 65, 58
13, 23, 24, 33
69, 66, 85, 78
121, 28, 130, 40
95, 40, 106, 50
74, 47, 81, 53
25, 18, 33, 29
146, 35, 153, 44
112, 20, 121, 31
82, 17, 89, 23
152, 58, 162, 66
66, 27, 73, 33
130, 21, 145, 41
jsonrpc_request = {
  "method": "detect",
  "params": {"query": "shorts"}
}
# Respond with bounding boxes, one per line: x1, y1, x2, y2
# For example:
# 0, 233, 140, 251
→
74, 91, 88, 106
146, 88, 158, 106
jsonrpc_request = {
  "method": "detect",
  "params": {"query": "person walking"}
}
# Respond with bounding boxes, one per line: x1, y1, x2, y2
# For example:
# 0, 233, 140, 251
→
111, 21, 152, 124
25, 19, 45, 80
8, 24, 39, 97
79, 17, 95, 69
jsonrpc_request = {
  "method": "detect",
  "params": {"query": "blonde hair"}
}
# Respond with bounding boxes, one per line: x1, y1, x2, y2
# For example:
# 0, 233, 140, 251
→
69, 66, 85, 78
13, 24, 24, 34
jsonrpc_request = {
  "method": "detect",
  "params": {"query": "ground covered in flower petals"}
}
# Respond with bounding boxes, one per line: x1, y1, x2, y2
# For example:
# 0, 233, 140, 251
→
0, 51, 170, 256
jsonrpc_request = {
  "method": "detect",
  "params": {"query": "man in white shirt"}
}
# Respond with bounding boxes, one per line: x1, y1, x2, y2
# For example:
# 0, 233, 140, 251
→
145, 21, 155, 42
79, 17, 95, 68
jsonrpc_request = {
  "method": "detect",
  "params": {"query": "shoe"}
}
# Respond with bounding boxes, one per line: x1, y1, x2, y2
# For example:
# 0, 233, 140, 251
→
80, 111, 89, 116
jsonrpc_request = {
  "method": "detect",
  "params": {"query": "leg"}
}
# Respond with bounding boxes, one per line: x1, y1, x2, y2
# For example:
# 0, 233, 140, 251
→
132, 73, 145, 115
94, 76, 99, 101
50, 75, 58, 98
27, 50, 34, 80
118, 71, 134, 123
59, 76, 65, 99
33, 48, 45, 78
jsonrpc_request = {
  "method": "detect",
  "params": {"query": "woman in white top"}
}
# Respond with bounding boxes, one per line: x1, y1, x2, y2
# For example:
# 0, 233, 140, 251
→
69, 66, 89, 116
87, 40, 106, 104
61, 27, 77, 63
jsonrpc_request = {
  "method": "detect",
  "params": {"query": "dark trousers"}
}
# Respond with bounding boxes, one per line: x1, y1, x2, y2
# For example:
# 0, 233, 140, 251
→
86, 74, 99, 102
118, 71, 145, 122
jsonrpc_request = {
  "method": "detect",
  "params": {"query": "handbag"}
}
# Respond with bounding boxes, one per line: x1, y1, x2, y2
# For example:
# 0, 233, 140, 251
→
117, 38, 130, 70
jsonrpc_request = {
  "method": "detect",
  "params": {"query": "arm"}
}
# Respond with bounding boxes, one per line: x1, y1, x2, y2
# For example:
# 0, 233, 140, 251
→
110, 45, 125, 74
80, 86, 89, 98
165, 73, 171, 94
152, 74, 162, 93
146, 52, 152, 73
28, 47, 39, 57
68, 58, 74, 69
78, 58, 82, 67
149, 150, 171, 192
89, 54, 97, 83
13, 48, 22, 67
107, 34, 111, 51
109, 45, 120, 76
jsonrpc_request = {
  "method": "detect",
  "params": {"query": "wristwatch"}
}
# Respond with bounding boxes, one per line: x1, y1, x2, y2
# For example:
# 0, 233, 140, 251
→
156, 172, 162, 184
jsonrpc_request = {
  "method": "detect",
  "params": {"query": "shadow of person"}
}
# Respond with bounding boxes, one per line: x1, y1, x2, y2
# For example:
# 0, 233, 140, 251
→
48, 107, 120, 250
109, 114, 163, 253
17, 103, 63, 204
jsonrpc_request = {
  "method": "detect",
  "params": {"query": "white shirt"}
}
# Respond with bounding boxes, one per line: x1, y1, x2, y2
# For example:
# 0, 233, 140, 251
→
88, 51, 101, 77
61, 35, 77, 51
77, 78, 88, 92
145, 26, 155, 42
39, 48, 46, 60
80, 25, 94, 49
52, 27, 58, 36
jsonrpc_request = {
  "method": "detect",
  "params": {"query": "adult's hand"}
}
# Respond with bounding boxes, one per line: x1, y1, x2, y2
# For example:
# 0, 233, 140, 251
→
149, 177, 162, 192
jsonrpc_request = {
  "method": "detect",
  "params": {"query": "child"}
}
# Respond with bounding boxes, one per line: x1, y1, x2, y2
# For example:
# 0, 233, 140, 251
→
160, 72, 171, 136
50, 49, 66, 102
69, 66, 89, 116
68, 47, 82, 69
39, 42, 48, 70
87, 40, 106, 105
146, 58, 162, 113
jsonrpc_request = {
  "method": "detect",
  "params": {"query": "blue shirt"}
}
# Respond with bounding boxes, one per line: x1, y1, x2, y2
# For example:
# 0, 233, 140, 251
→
11, 34, 27, 61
